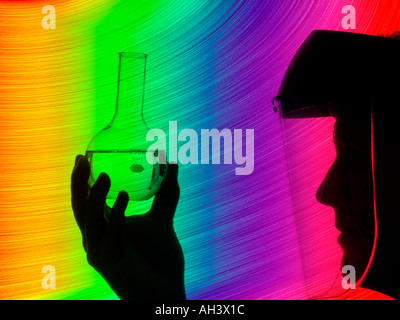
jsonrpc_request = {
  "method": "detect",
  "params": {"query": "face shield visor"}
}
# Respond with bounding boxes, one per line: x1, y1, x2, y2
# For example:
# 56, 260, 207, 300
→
273, 30, 400, 299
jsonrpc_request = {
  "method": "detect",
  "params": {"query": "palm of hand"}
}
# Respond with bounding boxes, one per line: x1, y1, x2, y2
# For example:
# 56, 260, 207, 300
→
71, 155, 185, 300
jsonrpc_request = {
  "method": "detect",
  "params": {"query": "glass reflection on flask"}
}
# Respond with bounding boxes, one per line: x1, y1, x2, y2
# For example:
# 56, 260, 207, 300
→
85, 52, 167, 201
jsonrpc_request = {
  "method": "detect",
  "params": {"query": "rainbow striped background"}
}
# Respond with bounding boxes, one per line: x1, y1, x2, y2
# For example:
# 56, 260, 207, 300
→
1, 0, 399, 300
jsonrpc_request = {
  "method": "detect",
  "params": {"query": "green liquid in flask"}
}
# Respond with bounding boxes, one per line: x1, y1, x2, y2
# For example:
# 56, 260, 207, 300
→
86, 149, 166, 201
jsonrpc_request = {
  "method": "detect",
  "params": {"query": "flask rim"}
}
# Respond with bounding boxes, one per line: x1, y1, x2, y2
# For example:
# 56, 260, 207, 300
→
119, 52, 147, 59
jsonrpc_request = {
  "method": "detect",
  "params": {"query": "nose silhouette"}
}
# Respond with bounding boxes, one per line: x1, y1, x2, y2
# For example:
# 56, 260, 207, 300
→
316, 159, 349, 208
316, 178, 327, 205
316, 171, 332, 206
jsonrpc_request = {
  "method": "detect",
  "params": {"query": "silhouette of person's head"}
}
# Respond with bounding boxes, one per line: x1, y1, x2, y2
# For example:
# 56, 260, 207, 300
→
274, 30, 400, 299
316, 105, 375, 290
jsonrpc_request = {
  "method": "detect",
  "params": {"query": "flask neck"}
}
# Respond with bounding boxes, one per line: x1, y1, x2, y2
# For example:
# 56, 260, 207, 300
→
110, 52, 148, 128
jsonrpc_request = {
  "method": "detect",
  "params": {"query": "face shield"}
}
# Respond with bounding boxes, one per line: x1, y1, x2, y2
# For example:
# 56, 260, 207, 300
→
273, 30, 400, 299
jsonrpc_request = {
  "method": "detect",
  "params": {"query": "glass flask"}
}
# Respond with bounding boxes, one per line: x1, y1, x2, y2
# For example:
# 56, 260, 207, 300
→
85, 52, 167, 201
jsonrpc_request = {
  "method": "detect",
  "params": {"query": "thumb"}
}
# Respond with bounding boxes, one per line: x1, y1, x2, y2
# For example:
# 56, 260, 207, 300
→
149, 163, 180, 223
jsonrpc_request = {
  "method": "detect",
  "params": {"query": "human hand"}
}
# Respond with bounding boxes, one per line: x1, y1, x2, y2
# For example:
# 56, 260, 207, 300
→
71, 155, 186, 300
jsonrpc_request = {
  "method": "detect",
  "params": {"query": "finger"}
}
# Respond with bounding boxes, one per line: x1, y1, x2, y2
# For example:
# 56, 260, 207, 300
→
108, 191, 129, 240
75, 154, 84, 166
71, 155, 91, 233
86, 172, 110, 251
149, 163, 180, 223
104, 204, 112, 222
